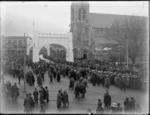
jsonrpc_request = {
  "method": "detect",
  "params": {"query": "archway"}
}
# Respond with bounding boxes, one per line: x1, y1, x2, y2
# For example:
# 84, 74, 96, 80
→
27, 31, 74, 62
39, 43, 67, 61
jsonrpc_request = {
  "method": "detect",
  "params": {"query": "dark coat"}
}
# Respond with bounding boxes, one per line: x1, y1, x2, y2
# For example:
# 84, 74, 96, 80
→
33, 90, 39, 102
104, 93, 111, 106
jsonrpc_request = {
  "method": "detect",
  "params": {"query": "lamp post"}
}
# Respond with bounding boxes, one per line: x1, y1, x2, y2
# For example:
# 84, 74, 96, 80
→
23, 37, 28, 93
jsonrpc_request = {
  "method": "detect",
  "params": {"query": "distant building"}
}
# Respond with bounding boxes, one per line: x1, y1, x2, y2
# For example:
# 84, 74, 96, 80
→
2, 35, 31, 60
70, 2, 148, 62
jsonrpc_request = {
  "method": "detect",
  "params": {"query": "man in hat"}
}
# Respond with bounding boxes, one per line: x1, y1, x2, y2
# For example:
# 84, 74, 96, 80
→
57, 89, 62, 108
45, 86, 49, 102
103, 90, 111, 110
33, 88, 39, 104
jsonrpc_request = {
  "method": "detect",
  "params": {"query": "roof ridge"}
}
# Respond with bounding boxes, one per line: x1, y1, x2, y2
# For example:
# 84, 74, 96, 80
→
89, 12, 147, 17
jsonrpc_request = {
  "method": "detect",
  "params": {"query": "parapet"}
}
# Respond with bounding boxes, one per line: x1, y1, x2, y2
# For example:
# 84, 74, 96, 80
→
38, 33, 68, 38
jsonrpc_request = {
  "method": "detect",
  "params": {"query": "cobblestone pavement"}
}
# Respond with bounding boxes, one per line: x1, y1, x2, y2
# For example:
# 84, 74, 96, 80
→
1, 66, 149, 114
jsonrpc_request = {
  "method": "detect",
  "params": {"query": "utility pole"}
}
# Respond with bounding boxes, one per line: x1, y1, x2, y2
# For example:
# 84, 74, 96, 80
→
23, 34, 26, 93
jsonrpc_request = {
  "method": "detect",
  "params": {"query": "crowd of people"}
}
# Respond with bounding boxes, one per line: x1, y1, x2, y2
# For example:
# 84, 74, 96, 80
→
3, 81, 19, 101
23, 86, 49, 113
95, 90, 142, 114
57, 89, 69, 108
43, 56, 144, 90
2, 52, 145, 114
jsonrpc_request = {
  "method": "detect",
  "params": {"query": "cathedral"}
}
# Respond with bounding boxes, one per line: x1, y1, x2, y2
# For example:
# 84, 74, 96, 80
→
70, 2, 147, 61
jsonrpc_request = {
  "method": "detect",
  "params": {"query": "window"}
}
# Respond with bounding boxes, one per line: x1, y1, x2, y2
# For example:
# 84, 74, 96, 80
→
82, 9, 86, 20
78, 9, 82, 20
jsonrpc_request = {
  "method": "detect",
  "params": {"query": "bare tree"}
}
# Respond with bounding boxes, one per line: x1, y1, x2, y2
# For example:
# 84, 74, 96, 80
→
105, 15, 147, 64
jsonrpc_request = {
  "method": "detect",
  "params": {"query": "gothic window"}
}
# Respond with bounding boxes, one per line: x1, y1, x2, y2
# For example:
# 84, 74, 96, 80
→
78, 9, 82, 20
82, 9, 86, 20
78, 8, 86, 21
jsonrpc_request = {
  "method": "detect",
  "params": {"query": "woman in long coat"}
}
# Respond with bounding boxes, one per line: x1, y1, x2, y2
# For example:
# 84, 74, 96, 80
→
57, 90, 62, 108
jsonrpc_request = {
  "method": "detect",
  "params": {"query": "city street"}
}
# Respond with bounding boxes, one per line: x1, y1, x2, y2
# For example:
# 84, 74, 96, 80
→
1, 66, 148, 114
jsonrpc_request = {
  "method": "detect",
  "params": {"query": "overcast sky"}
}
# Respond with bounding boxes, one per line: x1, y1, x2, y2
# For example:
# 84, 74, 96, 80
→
1, 1, 148, 36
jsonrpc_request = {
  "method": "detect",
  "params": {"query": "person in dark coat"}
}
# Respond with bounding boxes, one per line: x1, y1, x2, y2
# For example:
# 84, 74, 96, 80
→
23, 94, 30, 113
33, 88, 39, 104
129, 97, 136, 112
18, 69, 22, 84
45, 86, 49, 102
12, 83, 19, 101
96, 99, 104, 114
37, 75, 42, 86
64, 90, 69, 107
103, 90, 111, 110
124, 97, 129, 112
41, 72, 44, 81
29, 93, 34, 112
57, 90, 62, 108
39, 90, 44, 105
53, 70, 56, 80
69, 78, 74, 90
6, 81, 11, 97
49, 72, 53, 83
57, 72, 61, 82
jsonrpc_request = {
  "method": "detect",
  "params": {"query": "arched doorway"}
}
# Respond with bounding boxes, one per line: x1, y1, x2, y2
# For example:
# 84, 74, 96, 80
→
50, 44, 66, 61
27, 32, 74, 62
39, 46, 47, 58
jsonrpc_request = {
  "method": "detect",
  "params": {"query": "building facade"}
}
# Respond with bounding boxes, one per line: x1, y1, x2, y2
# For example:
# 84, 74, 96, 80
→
2, 35, 31, 62
70, 2, 148, 62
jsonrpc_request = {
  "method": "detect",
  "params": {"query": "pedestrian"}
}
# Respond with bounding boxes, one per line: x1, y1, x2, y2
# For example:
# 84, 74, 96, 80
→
29, 93, 35, 112
57, 89, 62, 108
33, 88, 39, 104
23, 94, 30, 113
130, 97, 136, 112
116, 103, 123, 113
57, 71, 61, 82
18, 70, 22, 84
103, 90, 111, 110
124, 97, 129, 112
69, 78, 74, 90
63, 90, 69, 107
39, 90, 44, 105
96, 99, 104, 114
6, 81, 11, 97
45, 86, 49, 102
37, 75, 42, 86
41, 72, 44, 81
49, 73, 53, 83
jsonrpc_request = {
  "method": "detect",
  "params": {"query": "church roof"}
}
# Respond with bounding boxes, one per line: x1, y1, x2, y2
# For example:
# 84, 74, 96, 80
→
88, 13, 147, 28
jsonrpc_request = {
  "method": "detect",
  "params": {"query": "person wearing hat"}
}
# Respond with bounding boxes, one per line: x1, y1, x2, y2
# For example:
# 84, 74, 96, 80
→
116, 103, 122, 113
103, 90, 111, 110
96, 99, 104, 114
111, 103, 118, 113
57, 89, 62, 108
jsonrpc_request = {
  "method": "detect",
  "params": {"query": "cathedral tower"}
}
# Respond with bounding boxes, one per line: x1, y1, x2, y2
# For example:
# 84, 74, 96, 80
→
70, 1, 89, 48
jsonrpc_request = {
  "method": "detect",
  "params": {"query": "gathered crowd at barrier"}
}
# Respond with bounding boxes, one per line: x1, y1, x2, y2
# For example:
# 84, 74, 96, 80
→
2, 54, 145, 113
